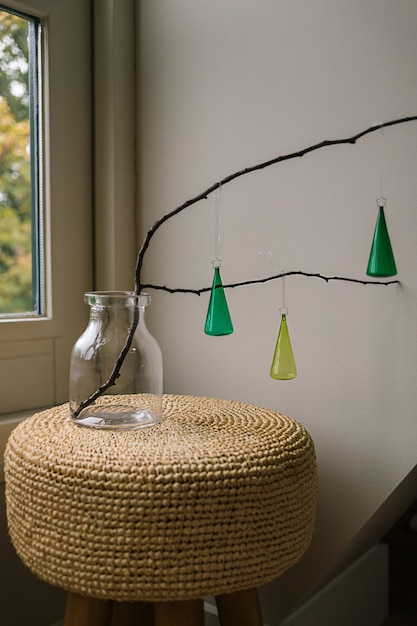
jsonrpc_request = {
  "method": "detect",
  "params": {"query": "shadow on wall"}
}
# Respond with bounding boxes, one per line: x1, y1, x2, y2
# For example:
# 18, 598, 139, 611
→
256, 461, 417, 624
319, 461, 417, 590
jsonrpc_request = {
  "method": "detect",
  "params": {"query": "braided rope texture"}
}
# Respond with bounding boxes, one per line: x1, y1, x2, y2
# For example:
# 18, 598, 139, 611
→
5, 394, 317, 602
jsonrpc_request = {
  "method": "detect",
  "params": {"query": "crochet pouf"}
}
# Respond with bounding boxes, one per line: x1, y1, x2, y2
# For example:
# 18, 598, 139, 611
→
5, 395, 317, 623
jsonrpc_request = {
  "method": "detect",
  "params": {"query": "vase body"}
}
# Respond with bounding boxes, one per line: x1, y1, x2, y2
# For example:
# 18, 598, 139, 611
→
69, 291, 163, 429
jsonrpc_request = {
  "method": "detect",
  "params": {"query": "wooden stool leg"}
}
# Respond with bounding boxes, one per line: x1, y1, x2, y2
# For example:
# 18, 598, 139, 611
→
215, 587, 263, 626
111, 600, 154, 626
64, 591, 113, 626
154, 599, 204, 626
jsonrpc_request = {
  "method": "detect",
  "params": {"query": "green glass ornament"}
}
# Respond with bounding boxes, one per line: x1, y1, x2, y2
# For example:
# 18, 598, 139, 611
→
270, 314, 297, 380
204, 266, 233, 336
366, 206, 397, 277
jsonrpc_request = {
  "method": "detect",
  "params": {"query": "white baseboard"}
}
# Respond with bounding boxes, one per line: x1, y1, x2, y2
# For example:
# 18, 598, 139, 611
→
203, 599, 272, 626
204, 601, 221, 626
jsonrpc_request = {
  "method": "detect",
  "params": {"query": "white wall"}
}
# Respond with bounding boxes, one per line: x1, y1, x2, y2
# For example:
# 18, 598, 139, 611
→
137, 1, 417, 623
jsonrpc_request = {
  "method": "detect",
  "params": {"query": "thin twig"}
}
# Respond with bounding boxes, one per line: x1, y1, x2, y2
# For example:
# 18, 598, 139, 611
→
140, 271, 400, 296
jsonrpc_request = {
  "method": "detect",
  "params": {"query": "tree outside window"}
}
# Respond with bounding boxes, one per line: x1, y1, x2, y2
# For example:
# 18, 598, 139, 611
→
0, 9, 35, 314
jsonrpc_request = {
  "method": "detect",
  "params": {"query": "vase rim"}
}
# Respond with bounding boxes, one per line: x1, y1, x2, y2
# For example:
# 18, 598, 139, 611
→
84, 291, 151, 307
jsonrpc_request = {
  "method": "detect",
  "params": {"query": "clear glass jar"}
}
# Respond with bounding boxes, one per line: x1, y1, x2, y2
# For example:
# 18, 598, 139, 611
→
69, 291, 163, 429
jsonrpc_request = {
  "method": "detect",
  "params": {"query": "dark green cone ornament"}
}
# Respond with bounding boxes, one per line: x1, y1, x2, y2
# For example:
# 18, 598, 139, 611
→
366, 206, 397, 277
204, 266, 233, 336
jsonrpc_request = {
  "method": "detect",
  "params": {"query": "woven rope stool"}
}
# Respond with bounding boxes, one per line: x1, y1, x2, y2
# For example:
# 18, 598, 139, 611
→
5, 394, 317, 626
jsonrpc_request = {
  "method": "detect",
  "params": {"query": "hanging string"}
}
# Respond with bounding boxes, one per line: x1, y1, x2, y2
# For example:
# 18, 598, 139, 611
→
214, 185, 222, 266
281, 272, 287, 314
259, 250, 286, 311
378, 125, 385, 202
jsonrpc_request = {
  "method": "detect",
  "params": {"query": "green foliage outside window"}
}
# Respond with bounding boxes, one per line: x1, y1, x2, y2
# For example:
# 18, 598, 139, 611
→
0, 10, 32, 314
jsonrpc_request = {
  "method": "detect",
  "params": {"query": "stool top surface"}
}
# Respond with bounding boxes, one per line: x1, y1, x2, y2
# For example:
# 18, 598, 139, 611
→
9, 394, 310, 473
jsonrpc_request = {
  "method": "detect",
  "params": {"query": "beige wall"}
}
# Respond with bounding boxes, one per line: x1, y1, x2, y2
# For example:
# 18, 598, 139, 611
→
138, 1, 417, 622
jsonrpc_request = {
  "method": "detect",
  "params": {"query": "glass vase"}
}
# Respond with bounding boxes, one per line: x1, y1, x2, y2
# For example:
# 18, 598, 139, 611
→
69, 291, 163, 429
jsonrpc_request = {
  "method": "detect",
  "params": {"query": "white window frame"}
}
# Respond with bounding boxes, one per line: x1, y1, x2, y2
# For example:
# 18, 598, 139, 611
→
0, 0, 94, 419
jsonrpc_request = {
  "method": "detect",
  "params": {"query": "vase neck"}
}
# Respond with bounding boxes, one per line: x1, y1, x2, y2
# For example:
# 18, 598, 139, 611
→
84, 291, 151, 310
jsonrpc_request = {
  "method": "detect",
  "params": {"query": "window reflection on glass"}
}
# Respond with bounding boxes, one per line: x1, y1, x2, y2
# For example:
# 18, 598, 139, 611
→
0, 7, 41, 316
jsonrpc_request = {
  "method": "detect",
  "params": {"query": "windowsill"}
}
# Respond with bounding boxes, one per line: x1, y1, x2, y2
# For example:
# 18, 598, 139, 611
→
0, 407, 50, 482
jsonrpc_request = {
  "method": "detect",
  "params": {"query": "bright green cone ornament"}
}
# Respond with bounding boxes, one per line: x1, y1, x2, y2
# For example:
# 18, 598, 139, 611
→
270, 313, 297, 380
366, 205, 397, 277
204, 266, 233, 336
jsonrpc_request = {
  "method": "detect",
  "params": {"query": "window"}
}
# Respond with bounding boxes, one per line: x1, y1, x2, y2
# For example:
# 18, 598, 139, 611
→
0, 0, 93, 416
0, 0, 138, 419
0, 6, 42, 316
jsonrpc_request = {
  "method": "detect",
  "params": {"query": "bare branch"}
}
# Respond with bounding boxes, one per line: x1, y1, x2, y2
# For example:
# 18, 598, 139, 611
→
73, 115, 414, 416
140, 272, 400, 296
134, 115, 417, 293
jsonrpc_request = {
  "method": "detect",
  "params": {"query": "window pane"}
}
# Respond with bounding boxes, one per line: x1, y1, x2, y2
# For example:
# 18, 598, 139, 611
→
0, 7, 41, 315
